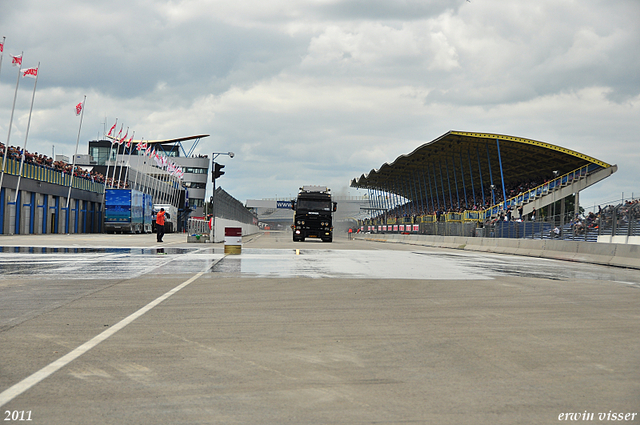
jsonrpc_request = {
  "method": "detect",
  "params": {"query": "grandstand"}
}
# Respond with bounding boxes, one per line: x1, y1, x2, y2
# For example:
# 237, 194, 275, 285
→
351, 131, 624, 241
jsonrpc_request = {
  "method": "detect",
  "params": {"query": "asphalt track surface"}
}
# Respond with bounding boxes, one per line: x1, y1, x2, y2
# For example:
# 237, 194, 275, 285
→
0, 231, 638, 424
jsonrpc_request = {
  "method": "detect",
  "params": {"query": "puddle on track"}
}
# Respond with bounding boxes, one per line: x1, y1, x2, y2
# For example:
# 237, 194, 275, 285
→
1, 246, 639, 284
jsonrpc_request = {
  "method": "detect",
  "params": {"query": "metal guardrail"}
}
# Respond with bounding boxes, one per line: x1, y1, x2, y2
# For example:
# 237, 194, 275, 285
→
187, 218, 209, 235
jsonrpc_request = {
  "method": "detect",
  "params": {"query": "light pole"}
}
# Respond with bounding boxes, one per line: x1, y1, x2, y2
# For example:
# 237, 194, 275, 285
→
209, 151, 235, 243
552, 170, 559, 224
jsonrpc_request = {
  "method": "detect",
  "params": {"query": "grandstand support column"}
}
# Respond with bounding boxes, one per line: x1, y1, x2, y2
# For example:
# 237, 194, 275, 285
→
451, 157, 460, 209
406, 177, 415, 215
401, 178, 408, 216
384, 187, 391, 218
459, 152, 467, 209
476, 146, 485, 207
373, 188, 379, 216
373, 188, 380, 219
496, 138, 507, 205
422, 168, 431, 214
392, 179, 401, 216
560, 196, 566, 229
431, 164, 441, 211
445, 158, 454, 210
413, 170, 424, 215
574, 192, 580, 218
400, 178, 408, 216
486, 143, 495, 206
406, 175, 414, 215
468, 149, 476, 207
439, 162, 446, 210
391, 180, 400, 215
370, 188, 376, 214
413, 173, 421, 215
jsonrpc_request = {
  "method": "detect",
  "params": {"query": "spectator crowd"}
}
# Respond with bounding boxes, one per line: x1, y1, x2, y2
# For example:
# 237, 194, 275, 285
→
0, 142, 127, 188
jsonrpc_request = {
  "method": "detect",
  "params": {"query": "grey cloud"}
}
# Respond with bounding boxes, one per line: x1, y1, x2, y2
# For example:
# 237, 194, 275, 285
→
311, 0, 461, 21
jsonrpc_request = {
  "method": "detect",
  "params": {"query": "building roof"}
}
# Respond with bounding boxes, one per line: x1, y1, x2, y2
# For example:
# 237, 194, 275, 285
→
350, 131, 612, 199
107, 134, 210, 145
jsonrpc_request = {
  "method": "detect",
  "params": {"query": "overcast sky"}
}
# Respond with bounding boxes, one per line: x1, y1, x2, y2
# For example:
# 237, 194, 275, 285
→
1, 0, 639, 208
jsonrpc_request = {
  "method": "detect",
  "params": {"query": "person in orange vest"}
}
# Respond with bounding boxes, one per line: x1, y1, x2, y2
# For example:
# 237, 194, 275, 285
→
156, 208, 166, 242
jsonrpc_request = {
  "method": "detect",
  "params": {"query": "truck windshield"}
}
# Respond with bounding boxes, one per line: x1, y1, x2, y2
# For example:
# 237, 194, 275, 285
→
298, 199, 332, 211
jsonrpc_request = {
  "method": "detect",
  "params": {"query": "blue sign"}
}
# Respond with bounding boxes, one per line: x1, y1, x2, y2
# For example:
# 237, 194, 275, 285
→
276, 201, 292, 209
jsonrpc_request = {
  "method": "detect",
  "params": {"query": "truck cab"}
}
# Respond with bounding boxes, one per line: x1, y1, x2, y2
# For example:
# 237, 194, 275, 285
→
291, 186, 337, 242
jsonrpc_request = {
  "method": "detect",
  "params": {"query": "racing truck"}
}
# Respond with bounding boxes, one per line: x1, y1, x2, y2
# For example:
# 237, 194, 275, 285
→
291, 186, 337, 242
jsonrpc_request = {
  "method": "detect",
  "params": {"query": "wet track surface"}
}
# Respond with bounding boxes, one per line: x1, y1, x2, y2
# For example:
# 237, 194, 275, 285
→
1, 234, 639, 424
0, 245, 639, 287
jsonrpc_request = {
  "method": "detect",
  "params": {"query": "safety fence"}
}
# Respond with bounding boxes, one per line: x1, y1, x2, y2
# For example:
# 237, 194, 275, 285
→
359, 202, 640, 242
1, 157, 105, 193
213, 187, 257, 226
596, 202, 640, 238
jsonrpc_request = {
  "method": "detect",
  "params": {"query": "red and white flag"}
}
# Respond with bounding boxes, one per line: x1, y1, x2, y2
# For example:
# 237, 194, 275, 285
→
75, 101, 84, 116
119, 129, 128, 145
115, 125, 123, 141
126, 134, 134, 148
107, 120, 117, 137
11, 54, 22, 67
22, 67, 39, 78
0, 40, 4, 53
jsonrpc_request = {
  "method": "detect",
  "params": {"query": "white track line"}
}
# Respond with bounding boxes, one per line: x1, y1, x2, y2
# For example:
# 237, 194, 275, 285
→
0, 268, 209, 407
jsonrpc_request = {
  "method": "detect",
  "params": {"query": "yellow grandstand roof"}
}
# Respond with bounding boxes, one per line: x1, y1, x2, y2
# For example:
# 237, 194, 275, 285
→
351, 130, 612, 200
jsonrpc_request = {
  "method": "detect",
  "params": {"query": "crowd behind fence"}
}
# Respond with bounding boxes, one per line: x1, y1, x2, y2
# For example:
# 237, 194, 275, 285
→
359, 199, 640, 242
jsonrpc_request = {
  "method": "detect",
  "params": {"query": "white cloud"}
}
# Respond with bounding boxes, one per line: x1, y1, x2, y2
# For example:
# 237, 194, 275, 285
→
0, 0, 638, 208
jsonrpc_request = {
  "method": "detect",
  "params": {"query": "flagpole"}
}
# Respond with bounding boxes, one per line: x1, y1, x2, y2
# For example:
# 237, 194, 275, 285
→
0, 51, 23, 197
132, 138, 143, 190
102, 140, 114, 190
0, 37, 6, 83
102, 119, 116, 193
122, 131, 135, 186
172, 176, 180, 208
66, 95, 86, 213
110, 125, 123, 188
116, 128, 129, 185
15, 62, 40, 200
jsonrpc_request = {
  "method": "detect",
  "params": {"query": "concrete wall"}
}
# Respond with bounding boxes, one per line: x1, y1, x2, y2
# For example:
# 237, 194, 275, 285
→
598, 235, 640, 245
355, 233, 640, 270
212, 217, 260, 243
